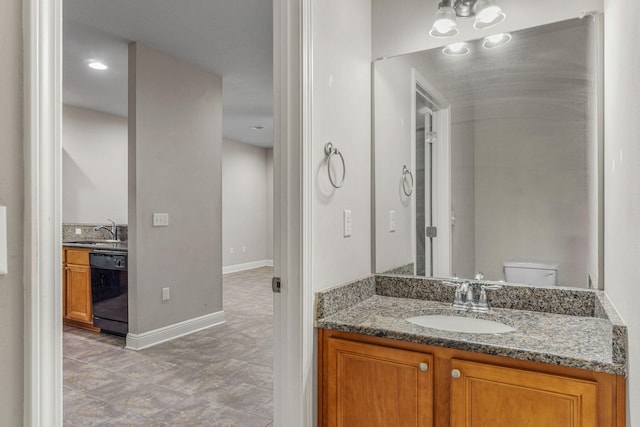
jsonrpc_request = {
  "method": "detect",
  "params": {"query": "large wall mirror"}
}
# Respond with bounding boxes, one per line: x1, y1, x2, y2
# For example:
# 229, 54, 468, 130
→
373, 17, 603, 289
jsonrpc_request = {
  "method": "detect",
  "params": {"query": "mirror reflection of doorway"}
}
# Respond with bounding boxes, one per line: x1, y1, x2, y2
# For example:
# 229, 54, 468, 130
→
415, 83, 446, 277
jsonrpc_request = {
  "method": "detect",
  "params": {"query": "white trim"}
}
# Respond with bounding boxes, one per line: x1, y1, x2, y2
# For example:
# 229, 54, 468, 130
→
272, 0, 311, 425
125, 311, 226, 350
222, 259, 274, 274
24, 0, 63, 426
301, 0, 314, 425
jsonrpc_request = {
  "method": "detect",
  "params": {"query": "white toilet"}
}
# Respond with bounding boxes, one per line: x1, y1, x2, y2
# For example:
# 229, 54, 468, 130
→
503, 261, 559, 287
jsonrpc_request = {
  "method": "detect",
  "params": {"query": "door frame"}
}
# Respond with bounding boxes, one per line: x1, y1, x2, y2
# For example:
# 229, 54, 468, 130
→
410, 69, 452, 278
24, 0, 311, 425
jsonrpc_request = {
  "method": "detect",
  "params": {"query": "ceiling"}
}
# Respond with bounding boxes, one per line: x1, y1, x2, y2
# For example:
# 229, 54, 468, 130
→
63, 0, 274, 148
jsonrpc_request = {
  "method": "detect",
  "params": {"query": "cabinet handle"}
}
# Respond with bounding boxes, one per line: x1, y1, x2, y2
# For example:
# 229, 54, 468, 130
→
451, 369, 461, 379
419, 362, 428, 372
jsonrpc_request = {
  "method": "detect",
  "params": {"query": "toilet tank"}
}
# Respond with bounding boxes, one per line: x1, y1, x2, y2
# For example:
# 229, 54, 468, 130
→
503, 261, 559, 287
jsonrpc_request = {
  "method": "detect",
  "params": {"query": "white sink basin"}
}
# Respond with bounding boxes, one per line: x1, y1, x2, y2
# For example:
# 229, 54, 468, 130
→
405, 314, 515, 334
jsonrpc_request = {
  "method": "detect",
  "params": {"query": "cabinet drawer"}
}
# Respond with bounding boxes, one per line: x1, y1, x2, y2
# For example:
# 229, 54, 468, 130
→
65, 248, 90, 265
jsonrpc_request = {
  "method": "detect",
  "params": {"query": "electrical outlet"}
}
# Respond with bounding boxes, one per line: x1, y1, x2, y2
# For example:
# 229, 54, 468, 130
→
344, 210, 352, 237
153, 213, 169, 227
242, 246, 247, 253
230, 247, 235, 254
162, 287, 170, 301
75, 228, 82, 235
389, 210, 396, 232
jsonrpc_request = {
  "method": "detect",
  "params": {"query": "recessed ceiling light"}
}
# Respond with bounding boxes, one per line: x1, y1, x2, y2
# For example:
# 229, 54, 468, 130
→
249, 126, 264, 131
88, 61, 108, 71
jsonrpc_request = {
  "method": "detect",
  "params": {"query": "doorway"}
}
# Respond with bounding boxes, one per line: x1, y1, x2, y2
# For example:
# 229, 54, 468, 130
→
26, 0, 310, 425
411, 71, 453, 278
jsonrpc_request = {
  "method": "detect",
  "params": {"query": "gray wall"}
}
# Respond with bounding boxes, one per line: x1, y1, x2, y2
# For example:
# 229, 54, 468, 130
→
0, 0, 23, 423
266, 148, 274, 260
604, 0, 640, 422
222, 139, 273, 267
128, 43, 223, 334
63, 105, 128, 224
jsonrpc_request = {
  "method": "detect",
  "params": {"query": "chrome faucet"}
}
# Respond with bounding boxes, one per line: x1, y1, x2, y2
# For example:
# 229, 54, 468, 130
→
443, 281, 502, 312
443, 281, 472, 311
94, 219, 117, 240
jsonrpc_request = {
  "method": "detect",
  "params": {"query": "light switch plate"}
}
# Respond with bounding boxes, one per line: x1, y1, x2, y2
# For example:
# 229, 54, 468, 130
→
389, 210, 396, 232
0, 206, 7, 275
343, 209, 352, 237
153, 213, 169, 227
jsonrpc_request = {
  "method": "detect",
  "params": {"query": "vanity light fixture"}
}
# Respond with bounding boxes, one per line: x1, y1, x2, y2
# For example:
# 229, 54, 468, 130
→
482, 32, 512, 49
473, 0, 506, 29
429, 0, 505, 39
429, 0, 459, 38
443, 41, 470, 56
87, 60, 108, 70
249, 125, 264, 130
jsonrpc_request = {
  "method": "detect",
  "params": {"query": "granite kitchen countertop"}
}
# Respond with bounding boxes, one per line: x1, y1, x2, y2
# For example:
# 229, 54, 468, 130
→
315, 275, 627, 375
63, 240, 128, 252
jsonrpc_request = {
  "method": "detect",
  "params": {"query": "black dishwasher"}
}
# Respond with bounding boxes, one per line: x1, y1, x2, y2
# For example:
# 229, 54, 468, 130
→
90, 251, 128, 336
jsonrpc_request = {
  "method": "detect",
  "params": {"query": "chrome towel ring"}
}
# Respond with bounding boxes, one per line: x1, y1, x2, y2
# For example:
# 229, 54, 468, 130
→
324, 142, 345, 189
402, 164, 414, 196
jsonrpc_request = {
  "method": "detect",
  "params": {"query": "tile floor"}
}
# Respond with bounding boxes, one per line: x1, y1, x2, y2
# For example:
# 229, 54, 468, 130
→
64, 266, 274, 426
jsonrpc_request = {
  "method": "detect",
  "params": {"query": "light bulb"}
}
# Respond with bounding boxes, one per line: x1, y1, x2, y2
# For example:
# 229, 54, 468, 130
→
474, 0, 506, 30
443, 41, 470, 56
482, 33, 512, 49
429, 4, 459, 38
87, 61, 108, 70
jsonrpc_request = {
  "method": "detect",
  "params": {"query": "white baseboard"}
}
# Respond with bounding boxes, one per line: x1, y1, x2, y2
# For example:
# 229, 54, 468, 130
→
125, 310, 225, 351
223, 259, 274, 274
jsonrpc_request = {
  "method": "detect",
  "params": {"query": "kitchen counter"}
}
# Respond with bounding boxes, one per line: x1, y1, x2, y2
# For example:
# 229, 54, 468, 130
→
315, 275, 627, 375
63, 241, 128, 252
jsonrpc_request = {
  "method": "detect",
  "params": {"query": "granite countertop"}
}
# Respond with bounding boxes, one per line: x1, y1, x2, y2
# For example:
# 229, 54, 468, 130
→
315, 275, 627, 375
63, 241, 128, 252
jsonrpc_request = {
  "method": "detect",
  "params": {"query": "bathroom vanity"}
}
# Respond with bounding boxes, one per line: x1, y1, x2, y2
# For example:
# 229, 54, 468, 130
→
315, 276, 627, 426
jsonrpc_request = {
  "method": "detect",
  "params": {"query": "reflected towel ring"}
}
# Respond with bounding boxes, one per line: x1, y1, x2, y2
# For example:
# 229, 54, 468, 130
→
402, 165, 414, 196
325, 142, 346, 188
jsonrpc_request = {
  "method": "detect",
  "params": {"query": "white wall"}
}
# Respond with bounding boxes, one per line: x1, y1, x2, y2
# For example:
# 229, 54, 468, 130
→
603, 0, 640, 423
311, 0, 372, 291
222, 139, 273, 268
62, 105, 128, 224
372, 0, 603, 59
451, 112, 475, 279
128, 43, 223, 334
0, 0, 23, 423
373, 55, 415, 273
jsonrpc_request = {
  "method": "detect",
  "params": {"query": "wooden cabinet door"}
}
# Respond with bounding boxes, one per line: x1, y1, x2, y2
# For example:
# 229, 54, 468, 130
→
450, 359, 598, 427
64, 264, 92, 324
325, 337, 433, 427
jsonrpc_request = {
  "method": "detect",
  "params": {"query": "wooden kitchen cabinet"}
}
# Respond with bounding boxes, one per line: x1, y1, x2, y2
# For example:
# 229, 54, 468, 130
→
319, 329, 625, 427
63, 248, 99, 332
